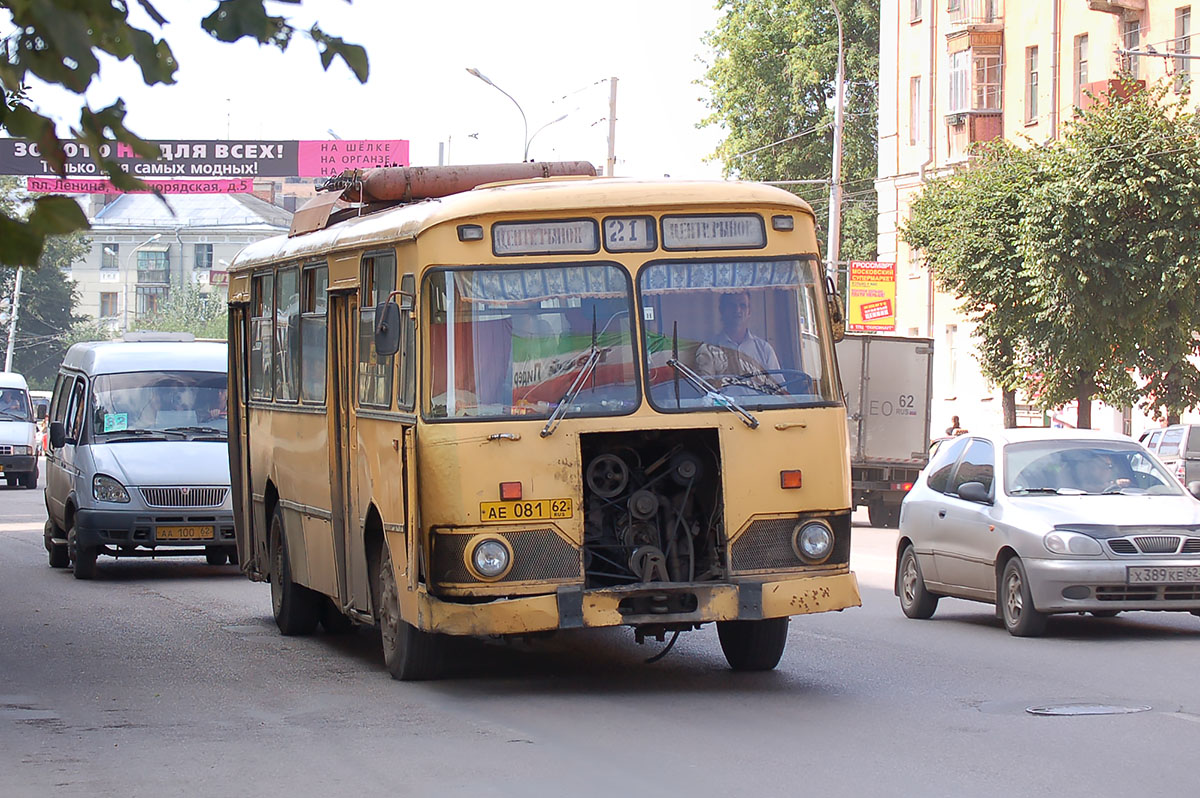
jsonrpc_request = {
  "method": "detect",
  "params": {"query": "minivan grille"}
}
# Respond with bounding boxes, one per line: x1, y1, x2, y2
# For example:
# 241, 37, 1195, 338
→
0, 445, 11, 456
141, 487, 228, 508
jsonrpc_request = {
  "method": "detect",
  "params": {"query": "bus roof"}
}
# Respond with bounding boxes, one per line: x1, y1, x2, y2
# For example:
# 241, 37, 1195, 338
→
60, 340, 228, 376
229, 177, 815, 272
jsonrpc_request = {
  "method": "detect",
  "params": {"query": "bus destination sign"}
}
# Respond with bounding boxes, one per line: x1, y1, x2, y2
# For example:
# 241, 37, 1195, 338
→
493, 220, 599, 256
661, 214, 766, 250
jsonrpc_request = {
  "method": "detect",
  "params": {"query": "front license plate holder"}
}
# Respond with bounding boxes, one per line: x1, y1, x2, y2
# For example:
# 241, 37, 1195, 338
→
1126, 565, 1200, 584
157, 525, 215, 541
479, 498, 573, 523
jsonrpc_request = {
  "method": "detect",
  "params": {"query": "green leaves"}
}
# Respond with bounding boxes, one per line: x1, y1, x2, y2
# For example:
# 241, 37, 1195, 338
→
0, 196, 88, 267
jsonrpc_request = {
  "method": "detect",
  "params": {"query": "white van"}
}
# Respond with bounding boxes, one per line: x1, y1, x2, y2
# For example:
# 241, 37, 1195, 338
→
43, 333, 234, 578
0, 372, 40, 489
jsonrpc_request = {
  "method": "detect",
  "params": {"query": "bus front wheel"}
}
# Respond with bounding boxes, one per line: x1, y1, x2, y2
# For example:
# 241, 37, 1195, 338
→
377, 544, 444, 681
717, 617, 789, 671
269, 505, 321, 635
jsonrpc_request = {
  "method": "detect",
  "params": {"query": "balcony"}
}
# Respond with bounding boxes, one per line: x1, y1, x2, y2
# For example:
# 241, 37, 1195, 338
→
947, 0, 1004, 29
137, 268, 169, 285
1087, 1, 1146, 13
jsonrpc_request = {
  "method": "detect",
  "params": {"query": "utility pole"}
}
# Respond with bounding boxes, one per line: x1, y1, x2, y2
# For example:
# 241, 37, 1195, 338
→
606, 77, 618, 177
826, 1, 845, 283
4, 266, 23, 372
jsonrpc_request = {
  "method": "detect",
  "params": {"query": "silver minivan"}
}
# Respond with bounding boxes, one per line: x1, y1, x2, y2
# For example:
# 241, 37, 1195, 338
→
1141, 424, 1200, 486
43, 333, 235, 578
0, 371, 40, 489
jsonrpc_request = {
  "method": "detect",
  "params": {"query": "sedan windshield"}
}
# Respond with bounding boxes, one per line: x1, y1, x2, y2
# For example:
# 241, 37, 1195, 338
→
1005, 439, 1182, 496
425, 264, 638, 420
638, 258, 839, 411
91, 371, 228, 436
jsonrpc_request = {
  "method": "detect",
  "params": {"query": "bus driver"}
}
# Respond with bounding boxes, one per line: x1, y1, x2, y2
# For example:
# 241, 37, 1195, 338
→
695, 291, 781, 391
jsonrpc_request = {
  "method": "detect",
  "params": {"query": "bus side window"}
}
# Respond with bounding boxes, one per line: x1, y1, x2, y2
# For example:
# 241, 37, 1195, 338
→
250, 272, 274, 400
301, 264, 329, 404
359, 251, 396, 408
274, 266, 301, 402
398, 273, 416, 412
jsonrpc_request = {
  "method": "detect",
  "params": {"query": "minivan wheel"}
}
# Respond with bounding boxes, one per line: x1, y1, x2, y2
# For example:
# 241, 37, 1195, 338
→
205, 547, 228, 566
68, 522, 98, 580
45, 520, 68, 568
22, 468, 38, 489
1001, 557, 1047, 637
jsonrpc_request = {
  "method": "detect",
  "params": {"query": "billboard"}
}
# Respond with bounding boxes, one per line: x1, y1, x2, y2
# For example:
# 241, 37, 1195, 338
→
26, 177, 254, 195
847, 260, 897, 332
0, 138, 410, 183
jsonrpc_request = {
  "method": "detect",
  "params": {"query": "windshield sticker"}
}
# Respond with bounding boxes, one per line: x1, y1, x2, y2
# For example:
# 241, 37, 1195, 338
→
103, 413, 129, 432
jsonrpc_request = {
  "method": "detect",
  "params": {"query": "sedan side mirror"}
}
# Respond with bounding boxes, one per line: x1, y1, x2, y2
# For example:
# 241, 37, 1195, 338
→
1187, 481, 1200, 500
49, 420, 66, 449
957, 481, 992, 504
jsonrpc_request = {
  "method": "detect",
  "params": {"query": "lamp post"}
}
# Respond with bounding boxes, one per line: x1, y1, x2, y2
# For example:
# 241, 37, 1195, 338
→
124, 233, 162, 332
525, 113, 568, 160
466, 67, 530, 160
825, 0, 845, 284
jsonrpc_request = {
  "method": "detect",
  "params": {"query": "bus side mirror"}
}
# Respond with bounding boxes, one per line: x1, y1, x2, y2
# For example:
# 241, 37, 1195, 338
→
374, 301, 402, 356
49, 421, 66, 449
824, 275, 846, 343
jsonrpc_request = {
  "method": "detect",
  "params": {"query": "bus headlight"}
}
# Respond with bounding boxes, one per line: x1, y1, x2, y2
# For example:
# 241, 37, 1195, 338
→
93, 474, 130, 503
792, 521, 833, 563
469, 537, 512, 580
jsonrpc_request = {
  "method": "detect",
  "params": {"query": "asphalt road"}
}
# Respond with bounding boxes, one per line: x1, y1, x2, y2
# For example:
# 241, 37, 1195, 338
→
2, 464, 1198, 797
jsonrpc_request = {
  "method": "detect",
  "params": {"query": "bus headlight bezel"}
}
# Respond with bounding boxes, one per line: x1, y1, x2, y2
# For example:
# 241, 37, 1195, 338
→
792, 520, 834, 564
465, 535, 514, 581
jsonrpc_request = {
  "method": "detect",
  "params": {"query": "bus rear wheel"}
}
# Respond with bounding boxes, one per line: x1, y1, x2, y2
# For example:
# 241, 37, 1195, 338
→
717, 617, 789, 671
377, 544, 444, 680
269, 505, 320, 635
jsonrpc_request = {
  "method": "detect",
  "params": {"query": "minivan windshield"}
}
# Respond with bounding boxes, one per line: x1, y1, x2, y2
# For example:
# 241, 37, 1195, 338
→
0, 387, 33, 421
91, 371, 228, 437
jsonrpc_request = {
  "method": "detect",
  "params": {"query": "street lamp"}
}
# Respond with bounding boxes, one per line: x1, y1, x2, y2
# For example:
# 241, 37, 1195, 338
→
525, 113, 568, 160
466, 67, 530, 160
825, 0, 846, 283
124, 233, 162, 332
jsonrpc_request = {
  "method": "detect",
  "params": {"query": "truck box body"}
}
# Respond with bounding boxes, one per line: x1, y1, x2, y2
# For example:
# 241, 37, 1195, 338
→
835, 334, 934, 527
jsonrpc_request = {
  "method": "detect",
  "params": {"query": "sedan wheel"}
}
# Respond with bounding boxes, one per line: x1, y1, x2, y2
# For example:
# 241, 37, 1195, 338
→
1001, 558, 1047, 637
898, 545, 938, 619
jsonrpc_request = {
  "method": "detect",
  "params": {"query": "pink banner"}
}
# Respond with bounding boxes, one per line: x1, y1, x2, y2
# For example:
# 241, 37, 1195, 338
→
27, 177, 254, 195
297, 140, 409, 177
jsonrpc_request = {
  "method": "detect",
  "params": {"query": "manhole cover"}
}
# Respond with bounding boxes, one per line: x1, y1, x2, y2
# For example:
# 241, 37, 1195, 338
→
1026, 703, 1151, 716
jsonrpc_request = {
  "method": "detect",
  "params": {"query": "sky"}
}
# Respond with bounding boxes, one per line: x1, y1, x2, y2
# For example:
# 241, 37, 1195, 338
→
13, 0, 728, 180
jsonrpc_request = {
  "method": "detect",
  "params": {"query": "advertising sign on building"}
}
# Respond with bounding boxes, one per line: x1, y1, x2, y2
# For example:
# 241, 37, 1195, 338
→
847, 260, 897, 332
1, 139, 410, 186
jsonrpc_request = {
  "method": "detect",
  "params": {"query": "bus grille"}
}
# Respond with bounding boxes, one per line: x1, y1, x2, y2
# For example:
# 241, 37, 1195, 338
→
141, 487, 228, 508
433, 528, 581, 585
730, 515, 851, 573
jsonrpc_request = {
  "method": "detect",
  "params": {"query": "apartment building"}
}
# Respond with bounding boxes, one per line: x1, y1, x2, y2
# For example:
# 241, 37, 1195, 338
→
878, 0, 1196, 433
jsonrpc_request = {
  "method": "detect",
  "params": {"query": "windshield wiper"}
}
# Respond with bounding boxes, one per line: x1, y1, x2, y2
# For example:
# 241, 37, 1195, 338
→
0, 410, 27, 421
1010, 487, 1066, 495
665, 357, 759, 430
101, 428, 186, 441
165, 425, 228, 437
541, 345, 604, 438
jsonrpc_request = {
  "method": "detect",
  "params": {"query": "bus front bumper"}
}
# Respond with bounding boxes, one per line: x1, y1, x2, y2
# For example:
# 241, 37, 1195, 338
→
416, 572, 862, 636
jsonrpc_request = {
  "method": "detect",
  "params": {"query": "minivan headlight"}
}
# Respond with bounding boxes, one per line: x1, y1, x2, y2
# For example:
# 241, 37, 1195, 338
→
93, 474, 130, 503
11, 444, 32, 455
1044, 530, 1102, 556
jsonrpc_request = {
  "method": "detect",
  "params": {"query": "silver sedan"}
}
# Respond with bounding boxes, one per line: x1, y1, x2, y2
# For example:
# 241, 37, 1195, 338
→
895, 428, 1200, 636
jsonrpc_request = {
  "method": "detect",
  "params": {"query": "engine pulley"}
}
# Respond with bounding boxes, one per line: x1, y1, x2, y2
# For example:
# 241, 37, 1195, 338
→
586, 453, 630, 498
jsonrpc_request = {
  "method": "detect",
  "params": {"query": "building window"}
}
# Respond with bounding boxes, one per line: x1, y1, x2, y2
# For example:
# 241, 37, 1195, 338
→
1122, 18, 1141, 79
101, 243, 119, 270
948, 48, 1000, 113
909, 76, 924, 144
136, 249, 169, 284
99, 292, 119, 318
194, 243, 213, 270
1074, 34, 1089, 107
136, 285, 169, 318
911, 0, 922, 22
1025, 46, 1039, 123
1176, 7, 1192, 91
948, 0, 961, 11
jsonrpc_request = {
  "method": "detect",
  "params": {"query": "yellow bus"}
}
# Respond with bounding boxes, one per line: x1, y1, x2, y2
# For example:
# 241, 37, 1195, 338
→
226, 163, 860, 680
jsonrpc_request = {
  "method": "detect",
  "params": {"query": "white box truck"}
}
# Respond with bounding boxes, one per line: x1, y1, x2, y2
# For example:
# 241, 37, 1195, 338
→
835, 334, 934, 528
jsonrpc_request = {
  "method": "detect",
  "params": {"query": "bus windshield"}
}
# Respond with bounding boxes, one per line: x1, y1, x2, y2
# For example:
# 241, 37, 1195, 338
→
639, 257, 839, 410
425, 264, 639, 420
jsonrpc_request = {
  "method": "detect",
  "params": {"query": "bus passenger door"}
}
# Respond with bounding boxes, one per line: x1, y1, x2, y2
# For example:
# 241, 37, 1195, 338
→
227, 305, 257, 576
327, 290, 360, 613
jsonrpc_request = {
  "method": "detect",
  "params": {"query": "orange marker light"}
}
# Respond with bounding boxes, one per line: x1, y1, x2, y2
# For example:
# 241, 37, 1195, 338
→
499, 481, 523, 501
780, 470, 803, 489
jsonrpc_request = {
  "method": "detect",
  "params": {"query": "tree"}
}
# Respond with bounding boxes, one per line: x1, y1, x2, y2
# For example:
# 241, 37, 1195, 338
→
0, 1, 368, 267
1020, 81, 1200, 428
701, 0, 879, 261
901, 141, 1041, 428
133, 283, 227, 340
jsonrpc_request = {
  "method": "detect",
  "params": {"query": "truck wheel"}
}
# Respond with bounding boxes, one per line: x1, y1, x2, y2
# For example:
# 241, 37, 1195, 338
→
717, 617, 789, 671
377, 543, 444, 680
868, 501, 900, 528
68, 521, 98, 580
269, 505, 320, 635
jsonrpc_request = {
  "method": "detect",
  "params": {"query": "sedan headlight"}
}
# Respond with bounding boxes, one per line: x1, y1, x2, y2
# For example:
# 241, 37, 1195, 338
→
1044, 530, 1102, 556
93, 474, 130, 503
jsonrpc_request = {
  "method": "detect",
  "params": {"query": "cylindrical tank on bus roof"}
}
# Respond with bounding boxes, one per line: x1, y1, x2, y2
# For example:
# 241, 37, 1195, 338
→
342, 161, 598, 203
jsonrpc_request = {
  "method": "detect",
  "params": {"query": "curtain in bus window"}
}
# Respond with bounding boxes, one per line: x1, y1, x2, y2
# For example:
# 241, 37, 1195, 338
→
428, 318, 514, 406
275, 267, 300, 401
